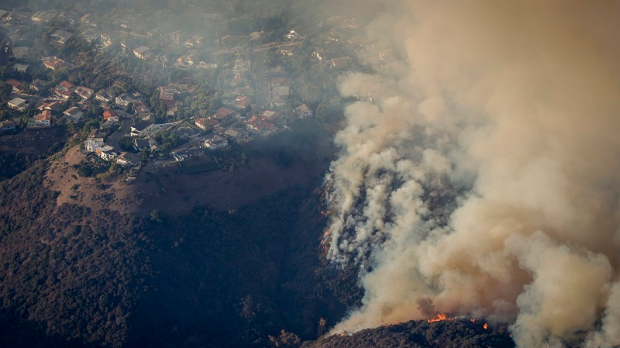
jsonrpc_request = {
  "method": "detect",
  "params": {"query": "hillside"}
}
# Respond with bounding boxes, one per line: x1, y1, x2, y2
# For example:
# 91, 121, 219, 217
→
0, 124, 352, 348
0, 128, 69, 181
304, 319, 515, 348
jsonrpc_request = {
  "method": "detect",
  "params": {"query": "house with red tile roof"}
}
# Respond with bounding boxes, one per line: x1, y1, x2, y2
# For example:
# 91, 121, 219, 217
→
195, 117, 221, 131
53, 80, 76, 99
244, 115, 275, 135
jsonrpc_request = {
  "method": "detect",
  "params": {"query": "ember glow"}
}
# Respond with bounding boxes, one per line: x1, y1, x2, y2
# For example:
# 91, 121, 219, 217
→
325, 0, 620, 347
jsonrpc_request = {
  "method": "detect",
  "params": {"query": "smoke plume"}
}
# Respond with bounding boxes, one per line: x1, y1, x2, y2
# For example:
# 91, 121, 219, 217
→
325, 1, 620, 346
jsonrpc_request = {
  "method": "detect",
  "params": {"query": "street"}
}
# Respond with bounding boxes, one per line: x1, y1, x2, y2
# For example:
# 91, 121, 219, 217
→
251, 49, 270, 110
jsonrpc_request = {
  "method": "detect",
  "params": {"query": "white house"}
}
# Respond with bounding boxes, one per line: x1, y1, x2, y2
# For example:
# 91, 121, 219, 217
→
133, 46, 152, 60
63, 106, 83, 122
96, 148, 117, 161
8, 98, 27, 111
294, 104, 313, 119
85, 137, 104, 152
204, 135, 228, 150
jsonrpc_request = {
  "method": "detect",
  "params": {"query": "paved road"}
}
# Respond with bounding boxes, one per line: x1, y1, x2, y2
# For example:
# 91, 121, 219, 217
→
10, 92, 44, 103
253, 41, 301, 52
251, 49, 271, 110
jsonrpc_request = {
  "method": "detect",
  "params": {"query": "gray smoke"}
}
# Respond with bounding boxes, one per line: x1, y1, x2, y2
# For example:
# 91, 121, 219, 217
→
324, 1, 620, 347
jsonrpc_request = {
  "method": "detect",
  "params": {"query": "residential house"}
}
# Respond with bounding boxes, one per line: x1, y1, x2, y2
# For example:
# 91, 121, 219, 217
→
50, 30, 74, 45
314, 49, 339, 62
32, 10, 58, 23
81, 29, 99, 43
148, 137, 159, 151
286, 30, 301, 40
85, 137, 104, 152
231, 96, 251, 111
43, 57, 69, 71
249, 31, 264, 41
101, 118, 118, 128
133, 100, 149, 113
195, 117, 221, 132
197, 61, 218, 69
95, 89, 115, 103
176, 53, 197, 67
63, 106, 83, 122
294, 104, 313, 119
80, 13, 98, 26
331, 57, 349, 70
103, 110, 119, 121
54, 80, 76, 99
133, 46, 152, 60
139, 123, 175, 138
12, 47, 30, 59
271, 94, 288, 107
95, 148, 117, 161
259, 110, 282, 122
204, 135, 228, 150
75, 86, 94, 100
0, 120, 16, 131
136, 112, 152, 121
272, 85, 290, 97
213, 107, 237, 122
115, 93, 137, 107
234, 86, 254, 96
6, 79, 26, 93
269, 65, 286, 76
184, 35, 203, 48
225, 128, 240, 139
277, 46, 299, 57
159, 87, 176, 107
6, 11, 29, 24
168, 30, 182, 45
30, 79, 47, 92
130, 121, 151, 137
8, 98, 27, 111
225, 128, 251, 142
233, 60, 251, 74
133, 138, 150, 151
38, 101, 62, 112
245, 116, 275, 135
100, 33, 115, 47
116, 152, 140, 167
58, 11, 79, 25
270, 77, 288, 87
32, 110, 52, 127
14, 64, 30, 73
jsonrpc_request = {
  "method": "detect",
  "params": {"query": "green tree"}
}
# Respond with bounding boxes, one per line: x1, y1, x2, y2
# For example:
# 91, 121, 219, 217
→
150, 209, 162, 223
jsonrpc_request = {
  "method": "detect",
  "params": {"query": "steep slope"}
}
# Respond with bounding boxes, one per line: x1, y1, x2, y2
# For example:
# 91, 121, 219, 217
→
305, 319, 514, 348
0, 162, 151, 347
0, 125, 347, 348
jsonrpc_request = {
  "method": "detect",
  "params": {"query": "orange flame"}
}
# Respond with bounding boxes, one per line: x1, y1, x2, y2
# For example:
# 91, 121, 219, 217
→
483, 323, 488, 330
320, 229, 333, 251
427, 313, 448, 323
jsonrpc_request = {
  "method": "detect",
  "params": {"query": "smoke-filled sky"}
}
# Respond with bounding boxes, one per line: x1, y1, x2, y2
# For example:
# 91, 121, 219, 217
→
325, 1, 620, 347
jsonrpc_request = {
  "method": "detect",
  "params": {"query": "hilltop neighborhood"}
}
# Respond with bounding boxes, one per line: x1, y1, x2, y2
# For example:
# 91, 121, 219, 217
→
0, 0, 384, 180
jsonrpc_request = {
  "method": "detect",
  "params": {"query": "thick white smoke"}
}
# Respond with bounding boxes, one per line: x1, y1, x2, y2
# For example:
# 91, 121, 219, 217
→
325, 1, 620, 347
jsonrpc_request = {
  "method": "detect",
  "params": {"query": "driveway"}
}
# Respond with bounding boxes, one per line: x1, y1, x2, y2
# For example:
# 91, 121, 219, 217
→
107, 116, 132, 151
